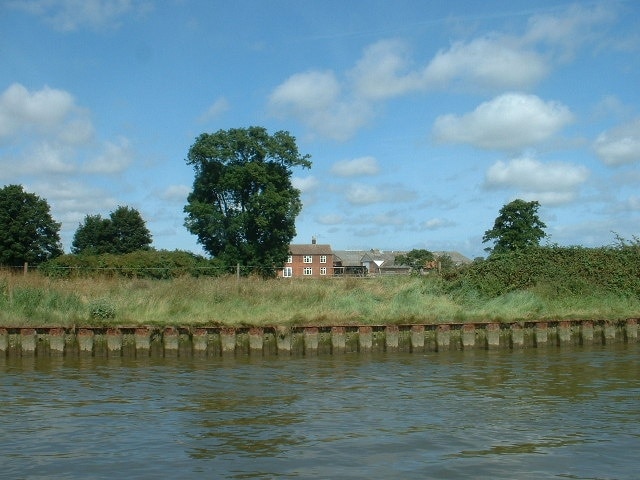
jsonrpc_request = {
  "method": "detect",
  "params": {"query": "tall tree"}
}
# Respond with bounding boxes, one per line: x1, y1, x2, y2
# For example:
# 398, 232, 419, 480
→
72, 206, 152, 255
483, 199, 547, 255
0, 184, 63, 266
184, 127, 311, 274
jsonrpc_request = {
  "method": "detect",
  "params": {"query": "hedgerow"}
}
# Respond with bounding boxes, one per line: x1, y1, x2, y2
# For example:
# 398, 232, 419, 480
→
442, 244, 640, 298
39, 249, 225, 279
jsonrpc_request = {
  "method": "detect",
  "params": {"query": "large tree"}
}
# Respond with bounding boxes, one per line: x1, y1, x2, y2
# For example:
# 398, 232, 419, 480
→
0, 184, 63, 266
72, 206, 152, 254
184, 127, 311, 273
482, 199, 547, 255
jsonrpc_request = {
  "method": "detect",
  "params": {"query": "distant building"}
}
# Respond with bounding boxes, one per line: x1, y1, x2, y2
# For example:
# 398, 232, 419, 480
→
280, 241, 471, 278
278, 238, 334, 278
334, 249, 410, 276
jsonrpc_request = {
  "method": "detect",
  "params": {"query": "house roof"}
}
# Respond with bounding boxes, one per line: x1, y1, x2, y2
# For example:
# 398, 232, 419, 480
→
333, 249, 472, 267
289, 243, 333, 255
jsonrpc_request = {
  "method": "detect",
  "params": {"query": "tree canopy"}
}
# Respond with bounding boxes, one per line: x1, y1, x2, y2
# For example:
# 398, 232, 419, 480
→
72, 206, 152, 255
0, 184, 63, 266
184, 127, 311, 274
482, 199, 547, 255
395, 249, 435, 273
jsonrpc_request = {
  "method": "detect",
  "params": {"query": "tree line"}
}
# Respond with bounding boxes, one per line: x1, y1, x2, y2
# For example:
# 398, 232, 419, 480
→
1, 126, 630, 281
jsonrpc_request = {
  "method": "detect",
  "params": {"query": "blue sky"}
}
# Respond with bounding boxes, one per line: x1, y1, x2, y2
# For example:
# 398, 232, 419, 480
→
1, 0, 639, 259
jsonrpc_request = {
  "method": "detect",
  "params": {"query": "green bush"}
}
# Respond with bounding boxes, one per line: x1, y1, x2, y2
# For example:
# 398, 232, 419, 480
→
444, 245, 640, 299
39, 250, 225, 279
88, 299, 116, 320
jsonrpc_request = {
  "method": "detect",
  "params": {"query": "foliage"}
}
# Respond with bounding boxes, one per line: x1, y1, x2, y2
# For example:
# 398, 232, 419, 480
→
184, 126, 311, 276
88, 299, 116, 321
482, 199, 547, 255
72, 206, 152, 254
434, 253, 456, 273
444, 244, 640, 298
395, 249, 435, 273
39, 249, 223, 279
0, 184, 63, 266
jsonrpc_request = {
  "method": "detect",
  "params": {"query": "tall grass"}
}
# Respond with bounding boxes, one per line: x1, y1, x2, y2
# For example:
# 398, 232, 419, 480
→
0, 270, 637, 327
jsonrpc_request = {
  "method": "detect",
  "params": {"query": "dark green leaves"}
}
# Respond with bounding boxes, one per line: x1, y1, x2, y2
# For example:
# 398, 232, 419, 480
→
482, 199, 547, 255
184, 127, 311, 274
72, 206, 152, 255
0, 184, 63, 266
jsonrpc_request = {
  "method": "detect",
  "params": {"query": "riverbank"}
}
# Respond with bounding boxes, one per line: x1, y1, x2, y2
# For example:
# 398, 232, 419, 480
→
1, 273, 639, 328
1, 319, 637, 357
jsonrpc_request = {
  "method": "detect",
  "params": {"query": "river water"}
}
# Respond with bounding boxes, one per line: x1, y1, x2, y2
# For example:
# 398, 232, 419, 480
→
1, 343, 638, 479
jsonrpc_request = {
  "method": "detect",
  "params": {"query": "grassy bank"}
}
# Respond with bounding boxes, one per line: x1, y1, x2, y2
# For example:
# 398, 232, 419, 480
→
1, 272, 638, 328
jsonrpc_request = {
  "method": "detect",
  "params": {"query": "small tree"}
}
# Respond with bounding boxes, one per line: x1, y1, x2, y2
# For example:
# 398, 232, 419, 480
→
72, 206, 152, 255
483, 199, 547, 255
184, 126, 311, 275
395, 249, 435, 273
109, 206, 152, 254
0, 184, 63, 266
71, 214, 112, 255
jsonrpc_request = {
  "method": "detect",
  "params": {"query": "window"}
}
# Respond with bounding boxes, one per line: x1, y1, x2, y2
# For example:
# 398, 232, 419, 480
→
287, 255, 292, 264
283, 267, 292, 278
320, 267, 327, 275
303, 267, 312, 276
303, 255, 312, 263
320, 255, 327, 264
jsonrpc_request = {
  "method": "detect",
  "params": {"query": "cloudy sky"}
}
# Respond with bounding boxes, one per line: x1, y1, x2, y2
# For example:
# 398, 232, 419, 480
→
1, 0, 639, 259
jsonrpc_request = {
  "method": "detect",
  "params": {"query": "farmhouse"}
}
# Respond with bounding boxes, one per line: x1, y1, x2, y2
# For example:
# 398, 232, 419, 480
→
279, 238, 334, 278
278, 239, 471, 278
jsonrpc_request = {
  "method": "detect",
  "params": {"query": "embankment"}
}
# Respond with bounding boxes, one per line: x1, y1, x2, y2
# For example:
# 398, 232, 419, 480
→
1, 318, 637, 358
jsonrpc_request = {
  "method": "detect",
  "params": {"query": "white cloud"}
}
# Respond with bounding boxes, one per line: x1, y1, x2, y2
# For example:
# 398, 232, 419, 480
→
29, 142, 77, 174
423, 37, 548, 90
423, 218, 455, 230
269, 70, 372, 141
331, 156, 379, 177
198, 97, 229, 123
524, 3, 616, 59
484, 157, 589, 205
292, 175, 319, 193
30, 179, 118, 235
594, 119, 640, 166
317, 214, 344, 225
350, 36, 549, 98
433, 93, 573, 150
83, 136, 133, 174
345, 183, 416, 205
8, 0, 152, 32
270, 70, 341, 112
0, 83, 79, 139
349, 39, 424, 99
160, 184, 191, 202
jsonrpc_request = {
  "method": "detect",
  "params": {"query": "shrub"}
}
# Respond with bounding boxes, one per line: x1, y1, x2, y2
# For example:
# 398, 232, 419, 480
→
88, 299, 116, 321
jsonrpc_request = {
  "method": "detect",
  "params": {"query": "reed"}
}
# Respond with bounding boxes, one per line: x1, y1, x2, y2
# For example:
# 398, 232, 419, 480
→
0, 271, 637, 327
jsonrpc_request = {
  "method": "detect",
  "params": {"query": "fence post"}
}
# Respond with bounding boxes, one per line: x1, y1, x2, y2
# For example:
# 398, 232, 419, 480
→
23, 262, 28, 275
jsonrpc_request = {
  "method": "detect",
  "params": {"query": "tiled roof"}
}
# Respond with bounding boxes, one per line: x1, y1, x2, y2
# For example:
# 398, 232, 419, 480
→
289, 244, 333, 255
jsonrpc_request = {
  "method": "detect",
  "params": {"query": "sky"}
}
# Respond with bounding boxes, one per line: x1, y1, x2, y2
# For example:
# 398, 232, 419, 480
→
1, 0, 639, 260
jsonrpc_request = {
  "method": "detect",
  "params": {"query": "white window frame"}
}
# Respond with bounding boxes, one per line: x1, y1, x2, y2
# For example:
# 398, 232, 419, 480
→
287, 255, 292, 264
320, 267, 327, 276
303, 255, 313, 264
283, 267, 292, 278
320, 255, 327, 264
303, 267, 313, 276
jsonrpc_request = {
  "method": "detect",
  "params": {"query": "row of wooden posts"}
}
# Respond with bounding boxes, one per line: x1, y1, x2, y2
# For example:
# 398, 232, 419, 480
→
0, 319, 637, 358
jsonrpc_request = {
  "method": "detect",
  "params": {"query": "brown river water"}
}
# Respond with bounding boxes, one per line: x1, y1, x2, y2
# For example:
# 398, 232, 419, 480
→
1, 343, 638, 479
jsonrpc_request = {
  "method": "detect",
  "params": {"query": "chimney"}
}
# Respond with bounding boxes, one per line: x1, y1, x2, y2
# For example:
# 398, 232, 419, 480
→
312, 236, 317, 245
